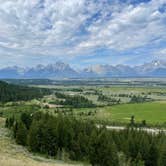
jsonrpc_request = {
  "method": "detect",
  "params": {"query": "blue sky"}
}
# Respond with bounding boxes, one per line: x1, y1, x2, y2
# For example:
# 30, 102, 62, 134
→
0, 0, 166, 68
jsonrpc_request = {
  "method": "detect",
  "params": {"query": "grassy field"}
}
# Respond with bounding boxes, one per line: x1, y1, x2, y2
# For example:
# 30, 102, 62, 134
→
0, 118, 87, 166
73, 101, 166, 126
30, 84, 166, 126
95, 101, 166, 124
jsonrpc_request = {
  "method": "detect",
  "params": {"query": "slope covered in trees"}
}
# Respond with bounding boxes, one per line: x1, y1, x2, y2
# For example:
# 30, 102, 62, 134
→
6, 112, 166, 166
0, 81, 50, 102
55, 92, 95, 108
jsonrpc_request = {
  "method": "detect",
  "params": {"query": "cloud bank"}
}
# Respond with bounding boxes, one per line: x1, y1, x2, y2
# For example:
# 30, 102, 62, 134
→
0, 0, 166, 66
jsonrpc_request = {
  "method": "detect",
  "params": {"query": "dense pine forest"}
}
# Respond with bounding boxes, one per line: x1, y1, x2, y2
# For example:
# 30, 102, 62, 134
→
0, 81, 50, 102
55, 92, 95, 108
6, 112, 166, 166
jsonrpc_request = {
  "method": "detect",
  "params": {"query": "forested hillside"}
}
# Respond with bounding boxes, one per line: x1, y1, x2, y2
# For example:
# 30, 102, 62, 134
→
6, 112, 166, 166
0, 81, 50, 102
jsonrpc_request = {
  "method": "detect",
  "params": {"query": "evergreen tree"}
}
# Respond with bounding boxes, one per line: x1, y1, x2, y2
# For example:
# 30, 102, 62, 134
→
0, 81, 51, 102
159, 145, 166, 166
27, 121, 42, 152
20, 112, 32, 129
16, 121, 27, 146
130, 116, 135, 126
8, 116, 15, 128
13, 121, 18, 138
40, 120, 58, 156
7, 112, 166, 165
146, 143, 159, 166
89, 129, 99, 165
5, 118, 9, 128
89, 130, 119, 166
131, 153, 145, 166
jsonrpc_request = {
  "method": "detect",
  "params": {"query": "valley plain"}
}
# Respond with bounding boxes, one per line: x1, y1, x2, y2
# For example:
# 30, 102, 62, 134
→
1, 78, 166, 166
3, 78, 166, 127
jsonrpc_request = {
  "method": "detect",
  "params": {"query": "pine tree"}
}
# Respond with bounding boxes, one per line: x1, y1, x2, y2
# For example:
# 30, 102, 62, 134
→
13, 121, 18, 138
5, 118, 9, 128
20, 112, 32, 129
8, 116, 15, 128
146, 143, 159, 166
131, 153, 145, 166
89, 130, 119, 166
40, 120, 58, 156
16, 121, 28, 146
159, 145, 166, 166
27, 121, 41, 152
89, 129, 99, 165
130, 116, 135, 126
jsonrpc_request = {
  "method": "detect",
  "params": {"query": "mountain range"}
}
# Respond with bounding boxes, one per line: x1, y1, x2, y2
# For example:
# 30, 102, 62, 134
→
0, 60, 166, 79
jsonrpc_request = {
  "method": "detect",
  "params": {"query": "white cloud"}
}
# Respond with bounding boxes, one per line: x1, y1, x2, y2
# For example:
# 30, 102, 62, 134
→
0, 0, 166, 64
75, 0, 166, 53
154, 48, 166, 59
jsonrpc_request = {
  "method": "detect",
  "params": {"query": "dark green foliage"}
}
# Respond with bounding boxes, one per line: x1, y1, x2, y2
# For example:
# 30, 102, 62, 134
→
5, 118, 9, 128
159, 145, 166, 166
0, 81, 50, 102
13, 121, 18, 138
135, 153, 145, 166
146, 143, 159, 166
131, 153, 145, 166
0, 111, 3, 116
54, 92, 67, 99
43, 105, 50, 109
61, 95, 95, 108
7, 112, 166, 166
20, 112, 32, 129
141, 120, 147, 127
27, 121, 41, 152
55, 92, 95, 108
98, 94, 121, 105
130, 95, 148, 103
89, 129, 119, 166
130, 115, 135, 126
16, 121, 27, 146
5, 116, 15, 128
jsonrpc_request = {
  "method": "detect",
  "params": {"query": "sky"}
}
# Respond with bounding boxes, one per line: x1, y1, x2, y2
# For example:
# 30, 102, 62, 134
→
0, 0, 166, 68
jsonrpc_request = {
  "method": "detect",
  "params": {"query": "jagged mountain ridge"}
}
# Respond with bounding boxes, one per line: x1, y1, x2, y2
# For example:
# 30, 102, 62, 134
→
0, 60, 166, 78
24, 62, 78, 78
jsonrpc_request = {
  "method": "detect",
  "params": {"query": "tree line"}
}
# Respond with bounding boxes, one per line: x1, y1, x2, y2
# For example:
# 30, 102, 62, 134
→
97, 94, 121, 105
129, 95, 151, 103
0, 81, 50, 102
6, 112, 166, 166
55, 92, 95, 108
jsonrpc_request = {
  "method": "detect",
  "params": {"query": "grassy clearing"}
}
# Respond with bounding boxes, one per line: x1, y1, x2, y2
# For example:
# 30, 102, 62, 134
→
92, 102, 166, 125
73, 101, 166, 126
0, 118, 85, 166
0, 104, 40, 120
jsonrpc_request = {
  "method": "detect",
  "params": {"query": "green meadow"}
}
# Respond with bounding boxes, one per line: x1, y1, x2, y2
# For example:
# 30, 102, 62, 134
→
73, 101, 166, 126
95, 102, 166, 124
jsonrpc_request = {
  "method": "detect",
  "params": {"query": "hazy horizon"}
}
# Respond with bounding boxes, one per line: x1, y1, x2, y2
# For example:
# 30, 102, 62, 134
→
0, 59, 165, 70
